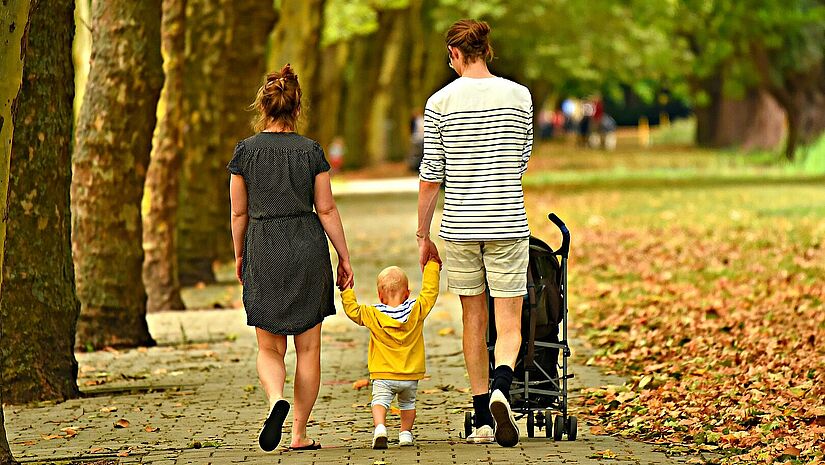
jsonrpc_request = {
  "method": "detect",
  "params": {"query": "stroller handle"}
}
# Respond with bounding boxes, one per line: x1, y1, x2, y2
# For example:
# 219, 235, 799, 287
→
548, 213, 570, 258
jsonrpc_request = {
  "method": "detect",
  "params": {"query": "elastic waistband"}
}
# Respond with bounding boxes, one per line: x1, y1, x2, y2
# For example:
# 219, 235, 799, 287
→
250, 212, 314, 222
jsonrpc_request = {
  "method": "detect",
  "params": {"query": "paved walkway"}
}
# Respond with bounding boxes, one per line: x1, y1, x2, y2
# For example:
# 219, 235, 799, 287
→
5, 191, 707, 464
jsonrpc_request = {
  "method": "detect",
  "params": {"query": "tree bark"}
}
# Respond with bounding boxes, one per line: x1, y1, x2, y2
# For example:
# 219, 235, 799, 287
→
72, 0, 163, 350
269, 0, 325, 140
0, 2, 31, 462
143, 0, 187, 312
177, 0, 229, 285
1, 0, 80, 404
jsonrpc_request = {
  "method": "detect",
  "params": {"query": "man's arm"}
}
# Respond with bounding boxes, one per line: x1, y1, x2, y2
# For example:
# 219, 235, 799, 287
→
417, 103, 445, 270
521, 102, 534, 176
417, 181, 441, 271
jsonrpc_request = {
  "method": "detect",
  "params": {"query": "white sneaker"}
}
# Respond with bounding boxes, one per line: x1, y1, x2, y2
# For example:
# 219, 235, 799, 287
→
466, 424, 495, 444
489, 389, 519, 447
399, 430, 414, 446
372, 424, 388, 449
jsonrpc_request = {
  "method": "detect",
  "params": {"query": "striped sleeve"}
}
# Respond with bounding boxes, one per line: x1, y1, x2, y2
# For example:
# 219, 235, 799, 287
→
419, 105, 445, 183
521, 105, 534, 176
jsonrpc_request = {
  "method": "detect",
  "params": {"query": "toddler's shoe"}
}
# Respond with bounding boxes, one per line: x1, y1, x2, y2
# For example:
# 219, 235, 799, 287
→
466, 424, 495, 444
399, 430, 414, 446
372, 424, 388, 449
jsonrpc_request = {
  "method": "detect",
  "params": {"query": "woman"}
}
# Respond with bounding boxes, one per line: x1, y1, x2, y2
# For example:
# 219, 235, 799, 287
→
416, 19, 533, 447
228, 64, 353, 452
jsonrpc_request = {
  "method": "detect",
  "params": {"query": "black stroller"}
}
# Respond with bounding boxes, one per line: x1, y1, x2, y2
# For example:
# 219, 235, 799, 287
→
463, 213, 577, 441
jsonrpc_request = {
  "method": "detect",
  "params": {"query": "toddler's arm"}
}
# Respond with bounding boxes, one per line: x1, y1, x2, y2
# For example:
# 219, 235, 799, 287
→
341, 288, 372, 326
417, 260, 441, 319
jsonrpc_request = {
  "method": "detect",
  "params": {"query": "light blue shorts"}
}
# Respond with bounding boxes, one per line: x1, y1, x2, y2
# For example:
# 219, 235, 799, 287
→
371, 379, 418, 410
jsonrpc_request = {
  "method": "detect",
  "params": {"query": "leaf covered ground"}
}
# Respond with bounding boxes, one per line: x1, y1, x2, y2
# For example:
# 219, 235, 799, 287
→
525, 142, 825, 464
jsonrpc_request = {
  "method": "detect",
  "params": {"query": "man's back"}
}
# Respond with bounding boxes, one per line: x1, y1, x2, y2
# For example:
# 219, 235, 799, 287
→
420, 76, 533, 242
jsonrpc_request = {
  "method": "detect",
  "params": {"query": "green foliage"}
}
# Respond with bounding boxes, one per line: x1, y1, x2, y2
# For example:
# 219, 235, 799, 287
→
322, 0, 411, 45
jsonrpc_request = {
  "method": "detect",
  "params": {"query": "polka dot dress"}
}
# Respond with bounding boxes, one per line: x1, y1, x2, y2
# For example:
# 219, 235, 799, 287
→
227, 132, 334, 335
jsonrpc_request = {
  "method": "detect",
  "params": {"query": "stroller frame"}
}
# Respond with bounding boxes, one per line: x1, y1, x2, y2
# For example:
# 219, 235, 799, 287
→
463, 213, 577, 441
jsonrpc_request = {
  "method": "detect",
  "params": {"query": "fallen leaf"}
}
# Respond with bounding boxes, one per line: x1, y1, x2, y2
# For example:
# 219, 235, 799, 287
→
61, 428, 78, 438
100, 406, 118, 413
144, 425, 159, 433
41, 434, 62, 440
114, 419, 130, 428
590, 425, 606, 435
352, 379, 369, 390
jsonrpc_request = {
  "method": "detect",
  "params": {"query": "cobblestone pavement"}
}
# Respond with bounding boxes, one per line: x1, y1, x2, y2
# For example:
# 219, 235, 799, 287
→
5, 192, 710, 464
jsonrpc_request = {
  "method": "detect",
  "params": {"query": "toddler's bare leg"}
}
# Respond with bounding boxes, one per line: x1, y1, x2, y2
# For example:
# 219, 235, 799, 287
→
400, 409, 416, 431
372, 405, 388, 426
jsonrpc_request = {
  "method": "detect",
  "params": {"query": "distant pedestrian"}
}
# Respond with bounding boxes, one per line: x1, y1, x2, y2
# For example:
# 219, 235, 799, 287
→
228, 64, 354, 452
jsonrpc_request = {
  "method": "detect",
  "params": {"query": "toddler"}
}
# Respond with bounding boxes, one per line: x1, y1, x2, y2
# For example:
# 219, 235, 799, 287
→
341, 260, 440, 449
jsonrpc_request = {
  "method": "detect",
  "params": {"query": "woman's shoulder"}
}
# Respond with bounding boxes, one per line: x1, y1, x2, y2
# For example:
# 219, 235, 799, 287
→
241, 132, 321, 152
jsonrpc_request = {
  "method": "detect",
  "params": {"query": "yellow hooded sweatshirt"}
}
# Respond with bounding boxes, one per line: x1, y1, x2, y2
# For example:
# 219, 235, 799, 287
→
341, 261, 440, 380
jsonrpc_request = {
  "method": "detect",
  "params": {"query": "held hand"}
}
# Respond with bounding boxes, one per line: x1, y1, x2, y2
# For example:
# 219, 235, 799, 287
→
235, 257, 243, 284
336, 259, 354, 291
418, 237, 441, 271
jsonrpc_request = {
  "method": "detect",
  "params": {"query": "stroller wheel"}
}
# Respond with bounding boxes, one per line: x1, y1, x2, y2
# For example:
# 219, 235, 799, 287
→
527, 411, 535, 438
464, 411, 473, 438
566, 416, 578, 441
553, 415, 564, 441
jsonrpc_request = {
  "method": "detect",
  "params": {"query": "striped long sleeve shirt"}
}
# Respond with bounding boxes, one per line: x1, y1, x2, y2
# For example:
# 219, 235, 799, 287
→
419, 76, 533, 241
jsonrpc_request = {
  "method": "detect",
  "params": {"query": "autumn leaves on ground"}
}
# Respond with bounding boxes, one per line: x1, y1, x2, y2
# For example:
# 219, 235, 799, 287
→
522, 141, 824, 464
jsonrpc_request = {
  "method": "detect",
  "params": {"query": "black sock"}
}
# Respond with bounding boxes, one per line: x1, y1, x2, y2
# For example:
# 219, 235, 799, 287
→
491, 365, 514, 401
472, 393, 494, 428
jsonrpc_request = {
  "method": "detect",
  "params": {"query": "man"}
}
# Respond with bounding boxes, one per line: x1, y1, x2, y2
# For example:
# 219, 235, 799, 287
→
416, 19, 533, 448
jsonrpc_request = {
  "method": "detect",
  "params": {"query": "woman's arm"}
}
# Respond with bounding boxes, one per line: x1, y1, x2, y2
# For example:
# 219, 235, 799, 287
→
314, 171, 354, 290
229, 174, 248, 283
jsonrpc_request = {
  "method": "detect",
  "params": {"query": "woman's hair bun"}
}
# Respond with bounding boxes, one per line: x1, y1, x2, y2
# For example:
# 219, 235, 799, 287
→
252, 63, 303, 132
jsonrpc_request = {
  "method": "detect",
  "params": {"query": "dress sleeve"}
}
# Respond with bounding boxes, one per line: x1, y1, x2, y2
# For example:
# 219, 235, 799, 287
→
227, 141, 246, 176
314, 142, 331, 176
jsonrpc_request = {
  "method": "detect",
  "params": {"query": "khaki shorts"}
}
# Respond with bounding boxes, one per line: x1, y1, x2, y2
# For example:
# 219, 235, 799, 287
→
444, 238, 529, 298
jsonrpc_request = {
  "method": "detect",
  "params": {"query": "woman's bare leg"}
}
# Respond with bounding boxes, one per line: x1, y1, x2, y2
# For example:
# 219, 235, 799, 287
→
291, 323, 322, 447
255, 328, 287, 409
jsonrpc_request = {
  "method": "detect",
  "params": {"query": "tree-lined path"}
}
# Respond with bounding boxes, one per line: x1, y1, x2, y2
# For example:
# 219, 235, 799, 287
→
4, 189, 702, 465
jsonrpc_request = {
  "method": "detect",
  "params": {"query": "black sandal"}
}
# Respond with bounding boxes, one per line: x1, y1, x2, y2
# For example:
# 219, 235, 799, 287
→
289, 439, 322, 451
259, 399, 290, 452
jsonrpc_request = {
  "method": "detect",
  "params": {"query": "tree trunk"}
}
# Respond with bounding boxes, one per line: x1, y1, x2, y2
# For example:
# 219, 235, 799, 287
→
1, 0, 80, 404
0, 2, 31, 463
369, 8, 413, 164
143, 0, 187, 312
750, 46, 825, 161
692, 73, 785, 150
342, 27, 388, 169
177, 0, 229, 285
72, 0, 163, 350
269, 0, 324, 140
312, 42, 349, 152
